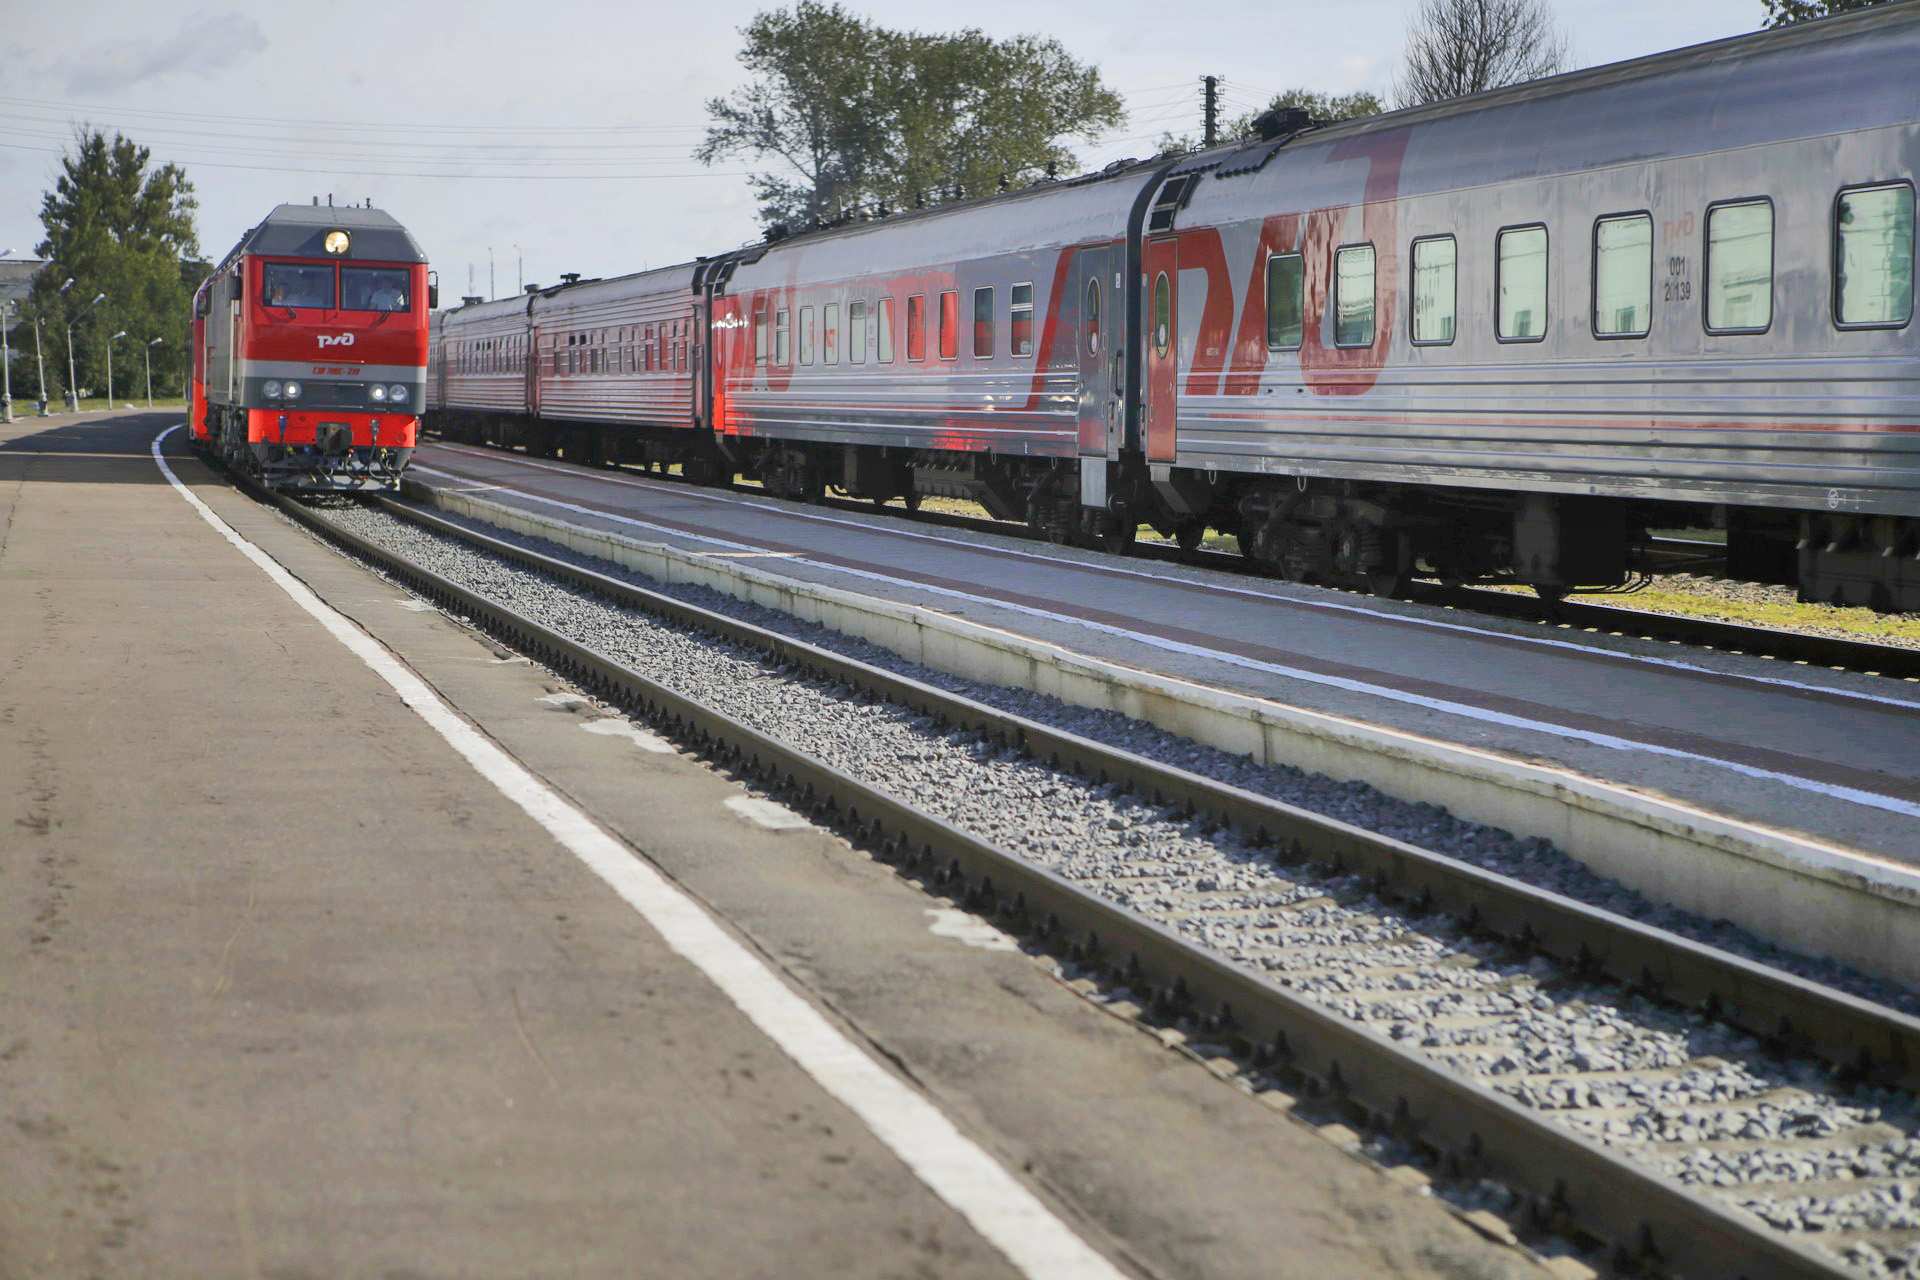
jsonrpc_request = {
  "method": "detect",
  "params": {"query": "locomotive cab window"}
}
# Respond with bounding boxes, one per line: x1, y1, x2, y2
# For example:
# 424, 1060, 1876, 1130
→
1836, 182, 1915, 328
1705, 199, 1773, 334
1010, 283, 1033, 356
1266, 252, 1304, 349
262, 263, 334, 310
1497, 225, 1548, 341
1592, 213, 1652, 338
1334, 243, 1376, 347
1410, 236, 1456, 345
342, 266, 410, 312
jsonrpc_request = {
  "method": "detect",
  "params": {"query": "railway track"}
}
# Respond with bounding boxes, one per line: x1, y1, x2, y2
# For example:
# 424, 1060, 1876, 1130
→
253, 471, 1920, 1278
424, 437, 1920, 682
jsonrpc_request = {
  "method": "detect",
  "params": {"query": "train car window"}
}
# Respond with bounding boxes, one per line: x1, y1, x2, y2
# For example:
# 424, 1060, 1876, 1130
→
824, 303, 840, 364
1410, 236, 1456, 345
848, 301, 868, 364
1334, 244, 1377, 347
878, 297, 896, 362
1836, 183, 1915, 328
262, 263, 334, 309
1266, 253, 1304, 349
1085, 279, 1102, 355
1496, 225, 1548, 342
775, 308, 791, 366
1011, 283, 1033, 356
342, 266, 410, 312
1592, 214, 1652, 338
799, 306, 815, 365
939, 290, 959, 361
754, 307, 768, 366
906, 295, 926, 361
973, 287, 994, 358
1705, 199, 1773, 333
1152, 273, 1171, 358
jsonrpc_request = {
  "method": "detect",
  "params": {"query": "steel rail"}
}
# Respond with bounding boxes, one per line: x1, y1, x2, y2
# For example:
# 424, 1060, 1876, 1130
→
261, 480, 1894, 1277
425, 438, 1920, 681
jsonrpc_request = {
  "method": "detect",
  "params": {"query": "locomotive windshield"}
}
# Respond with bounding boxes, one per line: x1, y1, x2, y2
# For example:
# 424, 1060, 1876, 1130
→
343, 266, 411, 313
262, 263, 334, 309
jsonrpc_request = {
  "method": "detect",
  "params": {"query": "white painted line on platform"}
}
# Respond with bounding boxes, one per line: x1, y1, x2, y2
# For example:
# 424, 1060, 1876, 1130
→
396, 599, 437, 612
421, 446, 1920, 713
155, 428, 1130, 1280
538, 692, 591, 706
581, 718, 676, 753
725, 795, 811, 830
411, 462, 1920, 823
926, 908, 1020, 952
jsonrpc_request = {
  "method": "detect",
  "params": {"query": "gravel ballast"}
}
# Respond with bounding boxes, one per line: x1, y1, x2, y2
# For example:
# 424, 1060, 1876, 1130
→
315, 499, 1920, 1276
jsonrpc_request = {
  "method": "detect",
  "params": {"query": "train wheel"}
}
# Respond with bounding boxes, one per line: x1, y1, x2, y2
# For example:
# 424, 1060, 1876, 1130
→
1099, 520, 1137, 556
1174, 520, 1206, 552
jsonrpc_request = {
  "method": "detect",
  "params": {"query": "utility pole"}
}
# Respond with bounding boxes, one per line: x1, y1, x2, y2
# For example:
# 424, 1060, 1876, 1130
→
32, 313, 47, 415
1202, 75, 1222, 148
1, 299, 13, 424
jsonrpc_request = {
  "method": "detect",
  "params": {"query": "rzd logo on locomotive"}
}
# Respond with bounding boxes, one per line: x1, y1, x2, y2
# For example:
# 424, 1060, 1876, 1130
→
317, 333, 355, 349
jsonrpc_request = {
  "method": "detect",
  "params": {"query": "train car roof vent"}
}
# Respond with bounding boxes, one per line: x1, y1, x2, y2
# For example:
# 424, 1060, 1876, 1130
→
1211, 107, 1320, 180
559, 272, 582, 285
1251, 106, 1313, 142
461, 295, 484, 307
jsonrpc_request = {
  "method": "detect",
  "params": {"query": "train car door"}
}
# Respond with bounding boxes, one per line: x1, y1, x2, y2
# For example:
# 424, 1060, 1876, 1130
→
1075, 248, 1118, 508
527, 324, 544, 419
1143, 236, 1178, 463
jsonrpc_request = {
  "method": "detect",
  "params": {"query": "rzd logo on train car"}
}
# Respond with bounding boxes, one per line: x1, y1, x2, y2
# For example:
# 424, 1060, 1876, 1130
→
317, 333, 355, 349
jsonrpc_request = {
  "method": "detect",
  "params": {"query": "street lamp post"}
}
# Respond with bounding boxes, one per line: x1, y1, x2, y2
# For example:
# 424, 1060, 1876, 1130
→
145, 338, 163, 409
32, 313, 47, 415
107, 331, 126, 407
65, 289, 103, 411
1, 298, 14, 424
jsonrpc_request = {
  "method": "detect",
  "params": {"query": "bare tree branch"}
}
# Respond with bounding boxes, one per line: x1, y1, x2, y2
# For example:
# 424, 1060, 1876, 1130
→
1395, 0, 1571, 108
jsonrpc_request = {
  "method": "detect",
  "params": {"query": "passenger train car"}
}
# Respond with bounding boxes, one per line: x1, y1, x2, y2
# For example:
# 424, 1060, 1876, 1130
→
195, 203, 434, 490
429, 7, 1920, 609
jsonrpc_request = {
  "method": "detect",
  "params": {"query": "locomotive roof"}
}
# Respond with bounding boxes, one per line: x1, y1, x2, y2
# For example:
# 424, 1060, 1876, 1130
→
227, 204, 427, 265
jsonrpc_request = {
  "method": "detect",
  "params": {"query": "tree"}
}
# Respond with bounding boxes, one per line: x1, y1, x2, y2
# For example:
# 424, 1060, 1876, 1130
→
697, 2, 1123, 229
1762, 0, 1890, 25
1155, 87, 1385, 153
28, 128, 200, 403
1394, 0, 1570, 108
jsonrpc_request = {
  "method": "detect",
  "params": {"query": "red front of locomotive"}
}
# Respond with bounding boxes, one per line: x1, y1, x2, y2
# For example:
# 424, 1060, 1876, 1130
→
195, 205, 431, 489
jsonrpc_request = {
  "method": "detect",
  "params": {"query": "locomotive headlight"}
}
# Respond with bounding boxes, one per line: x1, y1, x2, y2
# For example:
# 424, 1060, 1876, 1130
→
263, 379, 283, 398
283, 380, 303, 400
388, 383, 409, 404
369, 384, 388, 402
324, 230, 350, 255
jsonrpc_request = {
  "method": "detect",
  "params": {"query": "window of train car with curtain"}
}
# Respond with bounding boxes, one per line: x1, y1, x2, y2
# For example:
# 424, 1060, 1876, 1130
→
1011, 283, 1033, 356
1497, 226, 1547, 341
1334, 244, 1376, 347
1837, 183, 1915, 327
754, 308, 768, 365
1410, 237, 1456, 344
799, 307, 815, 365
824, 304, 839, 364
939, 290, 959, 360
878, 298, 896, 362
1266, 253, 1304, 349
849, 302, 868, 363
1706, 200, 1773, 333
1593, 214, 1652, 338
973, 287, 994, 357
906, 295, 926, 361
775, 309, 791, 365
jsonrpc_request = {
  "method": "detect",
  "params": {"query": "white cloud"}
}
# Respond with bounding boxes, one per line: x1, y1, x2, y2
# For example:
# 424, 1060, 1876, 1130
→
54, 10, 268, 97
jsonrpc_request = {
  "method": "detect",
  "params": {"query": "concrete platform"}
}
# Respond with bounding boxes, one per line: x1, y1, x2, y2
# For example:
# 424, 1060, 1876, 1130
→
0, 408, 1540, 1278
402, 441, 1920, 987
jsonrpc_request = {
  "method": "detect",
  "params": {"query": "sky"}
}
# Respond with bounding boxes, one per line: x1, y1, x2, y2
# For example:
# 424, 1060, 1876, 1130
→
1, 0, 1766, 298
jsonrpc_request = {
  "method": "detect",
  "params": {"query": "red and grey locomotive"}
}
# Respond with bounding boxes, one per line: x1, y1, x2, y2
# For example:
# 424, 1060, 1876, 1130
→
192, 202, 434, 490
